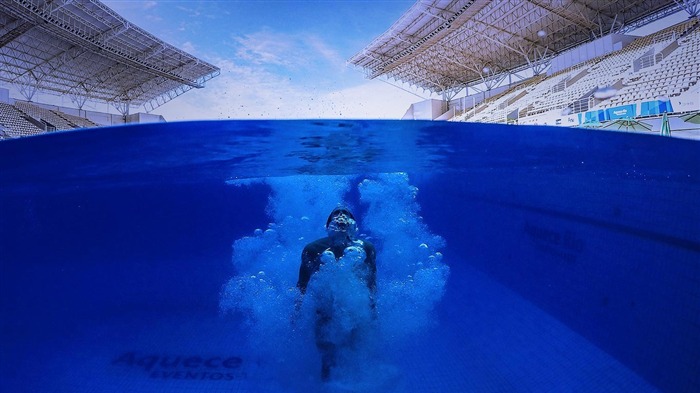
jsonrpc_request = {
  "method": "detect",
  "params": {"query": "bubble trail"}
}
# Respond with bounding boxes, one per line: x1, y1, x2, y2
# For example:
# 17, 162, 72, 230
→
221, 173, 449, 392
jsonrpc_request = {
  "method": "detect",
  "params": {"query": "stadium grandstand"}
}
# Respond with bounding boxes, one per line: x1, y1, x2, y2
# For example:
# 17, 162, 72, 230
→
0, 0, 219, 139
350, 0, 700, 138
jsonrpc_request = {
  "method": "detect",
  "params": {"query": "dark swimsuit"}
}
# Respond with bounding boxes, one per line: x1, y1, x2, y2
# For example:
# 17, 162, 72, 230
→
297, 237, 376, 294
297, 236, 376, 380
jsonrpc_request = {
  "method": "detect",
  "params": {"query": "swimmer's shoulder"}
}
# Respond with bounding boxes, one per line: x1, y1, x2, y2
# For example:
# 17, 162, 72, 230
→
356, 239, 375, 257
361, 239, 375, 251
303, 237, 332, 254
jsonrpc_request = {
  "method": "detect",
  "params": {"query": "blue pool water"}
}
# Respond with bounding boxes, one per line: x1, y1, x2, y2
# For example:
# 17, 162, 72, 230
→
1, 120, 699, 392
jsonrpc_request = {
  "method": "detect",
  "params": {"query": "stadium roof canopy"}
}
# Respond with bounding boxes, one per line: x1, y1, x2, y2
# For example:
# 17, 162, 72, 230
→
349, 0, 691, 97
0, 0, 220, 113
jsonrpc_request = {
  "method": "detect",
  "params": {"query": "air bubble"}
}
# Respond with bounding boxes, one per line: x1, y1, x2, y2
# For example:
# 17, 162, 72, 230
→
220, 173, 449, 386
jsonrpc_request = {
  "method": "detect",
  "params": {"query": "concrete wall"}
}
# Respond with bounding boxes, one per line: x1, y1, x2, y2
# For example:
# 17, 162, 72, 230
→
403, 99, 446, 120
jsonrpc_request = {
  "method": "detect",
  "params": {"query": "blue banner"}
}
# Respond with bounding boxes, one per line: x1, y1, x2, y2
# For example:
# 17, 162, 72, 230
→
640, 100, 674, 116
606, 104, 637, 120
583, 110, 606, 123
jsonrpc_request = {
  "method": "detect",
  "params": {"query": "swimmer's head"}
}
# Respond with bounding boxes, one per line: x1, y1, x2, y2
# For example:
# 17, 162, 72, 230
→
326, 206, 358, 239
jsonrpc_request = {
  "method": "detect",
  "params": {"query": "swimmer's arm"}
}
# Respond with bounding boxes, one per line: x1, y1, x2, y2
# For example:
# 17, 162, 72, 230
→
293, 249, 313, 323
365, 243, 378, 314
297, 247, 314, 295
367, 250, 377, 294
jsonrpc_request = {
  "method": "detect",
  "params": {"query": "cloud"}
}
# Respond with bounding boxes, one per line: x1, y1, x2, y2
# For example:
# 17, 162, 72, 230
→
152, 25, 433, 121
152, 58, 311, 120
305, 35, 346, 71
232, 29, 344, 71
146, 14, 163, 23
181, 41, 196, 54
175, 5, 201, 18
151, 58, 430, 121
233, 30, 297, 67
319, 82, 428, 119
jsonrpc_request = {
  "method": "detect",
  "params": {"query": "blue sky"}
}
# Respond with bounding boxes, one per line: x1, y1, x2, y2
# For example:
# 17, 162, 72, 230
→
101, 0, 431, 120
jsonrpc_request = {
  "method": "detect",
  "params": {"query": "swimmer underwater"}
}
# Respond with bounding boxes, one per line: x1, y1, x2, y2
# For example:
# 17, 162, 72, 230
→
296, 206, 377, 381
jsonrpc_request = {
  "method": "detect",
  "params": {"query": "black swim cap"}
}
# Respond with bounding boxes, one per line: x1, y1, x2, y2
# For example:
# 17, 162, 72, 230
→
326, 206, 355, 228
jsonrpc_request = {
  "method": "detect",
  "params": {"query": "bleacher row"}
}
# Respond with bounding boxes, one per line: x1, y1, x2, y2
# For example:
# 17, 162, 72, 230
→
0, 101, 98, 139
455, 19, 700, 125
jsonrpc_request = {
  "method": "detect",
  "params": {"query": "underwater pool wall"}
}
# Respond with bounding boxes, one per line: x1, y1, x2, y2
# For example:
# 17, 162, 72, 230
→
418, 144, 700, 393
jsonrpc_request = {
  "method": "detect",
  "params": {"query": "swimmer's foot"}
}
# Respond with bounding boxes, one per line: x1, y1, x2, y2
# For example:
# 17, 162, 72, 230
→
321, 363, 332, 382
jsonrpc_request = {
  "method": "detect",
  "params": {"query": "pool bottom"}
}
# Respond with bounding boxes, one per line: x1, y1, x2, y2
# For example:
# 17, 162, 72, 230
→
1, 264, 658, 393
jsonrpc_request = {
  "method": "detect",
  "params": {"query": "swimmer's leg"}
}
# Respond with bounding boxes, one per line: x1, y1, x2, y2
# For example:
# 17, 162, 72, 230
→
316, 311, 336, 381
319, 341, 336, 381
